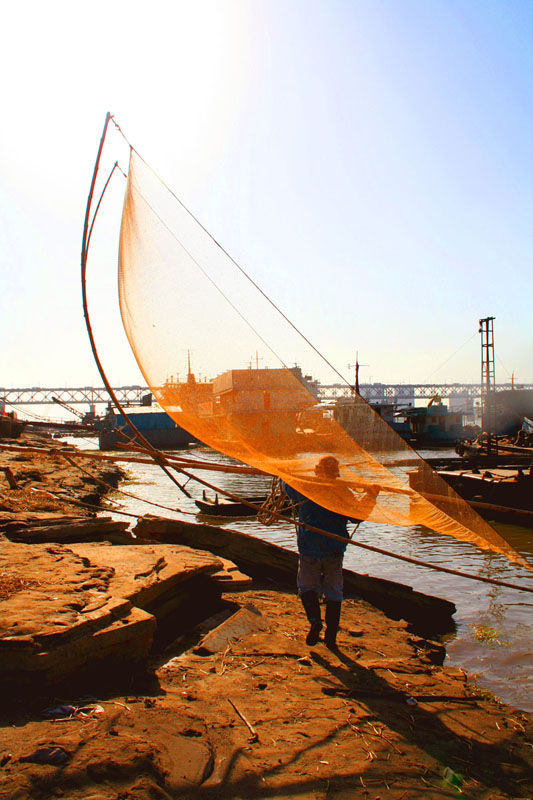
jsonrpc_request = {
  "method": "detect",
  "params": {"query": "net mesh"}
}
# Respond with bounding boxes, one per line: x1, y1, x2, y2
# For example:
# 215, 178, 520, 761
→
118, 149, 526, 567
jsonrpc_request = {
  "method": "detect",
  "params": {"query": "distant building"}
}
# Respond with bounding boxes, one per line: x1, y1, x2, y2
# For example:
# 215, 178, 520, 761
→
448, 391, 474, 421
483, 389, 533, 435
211, 367, 316, 446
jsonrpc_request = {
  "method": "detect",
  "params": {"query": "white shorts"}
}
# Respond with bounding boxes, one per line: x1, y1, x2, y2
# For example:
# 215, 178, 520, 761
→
297, 555, 344, 602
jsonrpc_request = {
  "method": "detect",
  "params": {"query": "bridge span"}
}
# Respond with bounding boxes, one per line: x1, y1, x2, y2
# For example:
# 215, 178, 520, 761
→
2, 382, 531, 407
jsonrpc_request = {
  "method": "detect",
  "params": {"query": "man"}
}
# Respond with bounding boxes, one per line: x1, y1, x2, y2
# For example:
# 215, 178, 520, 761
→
281, 456, 379, 650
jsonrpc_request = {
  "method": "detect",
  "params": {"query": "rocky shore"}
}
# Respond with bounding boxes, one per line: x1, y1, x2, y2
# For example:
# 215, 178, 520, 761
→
0, 434, 531, 799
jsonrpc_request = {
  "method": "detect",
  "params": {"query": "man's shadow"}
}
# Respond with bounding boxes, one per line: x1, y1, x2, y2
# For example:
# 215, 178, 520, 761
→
310, 645, 530, 794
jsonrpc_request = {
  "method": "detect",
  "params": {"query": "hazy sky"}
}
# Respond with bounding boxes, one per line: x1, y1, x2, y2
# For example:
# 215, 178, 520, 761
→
1, 0, 532, 391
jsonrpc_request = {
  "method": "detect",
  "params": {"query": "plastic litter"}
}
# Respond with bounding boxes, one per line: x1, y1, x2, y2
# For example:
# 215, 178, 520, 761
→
442, 766, 463, 789
43, 705, 77, 718
43, 703, 105, 720
20, 746, 70, 765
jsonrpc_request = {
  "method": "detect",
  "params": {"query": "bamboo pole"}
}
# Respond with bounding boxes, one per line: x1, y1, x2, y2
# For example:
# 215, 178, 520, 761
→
0, 443, 262, 475
2, 441, 531, 589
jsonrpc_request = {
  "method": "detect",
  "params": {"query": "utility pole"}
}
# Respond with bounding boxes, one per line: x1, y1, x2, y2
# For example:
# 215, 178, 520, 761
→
348, 353, 369, 396
479, 316, 496, 453
248, 352, 263, 370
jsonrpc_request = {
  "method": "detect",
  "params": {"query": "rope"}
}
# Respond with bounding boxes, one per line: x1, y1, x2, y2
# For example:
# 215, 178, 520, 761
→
86, 161, 120, 252
257, 477, 289, 525
3, 400, 72, 425
4, 439, 530, 592
29, 486, 142, 521
422, 331, 478, 384
159, 462, 533, 593
57, 451, 197, 516
0, 442, 263, 475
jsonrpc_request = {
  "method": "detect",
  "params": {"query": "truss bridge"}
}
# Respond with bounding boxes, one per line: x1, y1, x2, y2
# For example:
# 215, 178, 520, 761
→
2, 382, 531, 407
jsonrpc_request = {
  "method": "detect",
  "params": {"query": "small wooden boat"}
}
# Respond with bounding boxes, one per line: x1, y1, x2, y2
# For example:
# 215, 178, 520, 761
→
195, 493, 269, 517
195, 492, 292, 518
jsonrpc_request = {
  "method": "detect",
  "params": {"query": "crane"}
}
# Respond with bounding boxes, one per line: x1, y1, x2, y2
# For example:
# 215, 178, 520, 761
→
52, 396, 85, 419
52, 397, 97, 425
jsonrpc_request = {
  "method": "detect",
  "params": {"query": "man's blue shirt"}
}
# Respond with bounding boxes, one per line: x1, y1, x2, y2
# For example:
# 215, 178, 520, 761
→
281, 482, 351, 558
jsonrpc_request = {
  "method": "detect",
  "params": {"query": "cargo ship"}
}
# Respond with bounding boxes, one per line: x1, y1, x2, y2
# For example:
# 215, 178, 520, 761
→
98, 406, 197, 451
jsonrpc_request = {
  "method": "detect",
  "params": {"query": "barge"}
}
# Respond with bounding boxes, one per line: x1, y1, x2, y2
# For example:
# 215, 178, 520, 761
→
98, 406, 196, 451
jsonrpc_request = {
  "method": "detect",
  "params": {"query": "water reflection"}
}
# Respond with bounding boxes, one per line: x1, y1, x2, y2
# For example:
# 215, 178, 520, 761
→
69, 439, 532, 712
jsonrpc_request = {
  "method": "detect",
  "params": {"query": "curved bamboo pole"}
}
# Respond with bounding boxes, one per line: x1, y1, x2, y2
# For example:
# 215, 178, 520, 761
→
80, 112, 192, 498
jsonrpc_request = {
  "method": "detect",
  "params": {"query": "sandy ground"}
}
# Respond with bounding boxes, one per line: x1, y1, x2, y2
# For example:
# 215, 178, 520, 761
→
0, 434, 531, 799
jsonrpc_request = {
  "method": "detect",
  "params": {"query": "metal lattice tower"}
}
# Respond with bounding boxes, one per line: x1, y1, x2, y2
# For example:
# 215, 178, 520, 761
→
479, 316, 496, 441
479, 316, 495, 394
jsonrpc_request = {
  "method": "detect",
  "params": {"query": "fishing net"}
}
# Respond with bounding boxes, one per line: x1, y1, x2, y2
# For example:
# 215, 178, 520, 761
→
118, 149, 526, 566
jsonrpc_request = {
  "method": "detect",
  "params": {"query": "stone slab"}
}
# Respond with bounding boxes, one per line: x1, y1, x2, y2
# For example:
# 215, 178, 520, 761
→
193, 603, 267, 655
2, 606, 156, 678
68, 542, 225, 609
210, 557, 253, 591
0, 541, 122, 646
5, 518, 130, 544
0, 538, 252, 690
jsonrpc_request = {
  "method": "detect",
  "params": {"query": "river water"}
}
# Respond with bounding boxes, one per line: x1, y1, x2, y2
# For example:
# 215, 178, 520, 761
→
62, 436, 533, 712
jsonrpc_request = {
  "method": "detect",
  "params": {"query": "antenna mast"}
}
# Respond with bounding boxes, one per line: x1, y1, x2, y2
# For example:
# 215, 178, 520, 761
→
348, 352, 369, 397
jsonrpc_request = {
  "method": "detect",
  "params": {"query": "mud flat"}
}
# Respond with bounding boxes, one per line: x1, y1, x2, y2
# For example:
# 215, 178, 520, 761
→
0, 435, 531, 799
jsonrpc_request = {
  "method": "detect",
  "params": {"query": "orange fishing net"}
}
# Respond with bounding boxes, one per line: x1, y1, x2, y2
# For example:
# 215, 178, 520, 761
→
118, 149, 526, 566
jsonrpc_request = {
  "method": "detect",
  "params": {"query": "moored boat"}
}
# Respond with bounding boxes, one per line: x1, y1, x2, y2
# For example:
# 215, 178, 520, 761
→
0, 410, 27, 440
395, 397, 468, 446
409, 461, 533, 527
437, 466, 533, 527
98, 406, 197, 451
195, 493, 269, 517
195, 491, 293, 518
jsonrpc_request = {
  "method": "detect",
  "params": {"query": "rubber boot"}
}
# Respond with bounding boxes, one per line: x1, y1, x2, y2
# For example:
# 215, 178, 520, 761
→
325, 601, 341, 650
300, 591, 322, 646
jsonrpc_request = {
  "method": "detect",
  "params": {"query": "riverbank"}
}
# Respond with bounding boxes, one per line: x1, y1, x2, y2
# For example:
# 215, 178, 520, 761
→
76, 439, 532, 713
0, 432, 127, 520
0, 434, 531, 799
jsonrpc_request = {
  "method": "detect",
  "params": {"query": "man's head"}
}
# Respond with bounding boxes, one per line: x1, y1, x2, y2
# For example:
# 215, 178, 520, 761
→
314, 455, 340, 479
